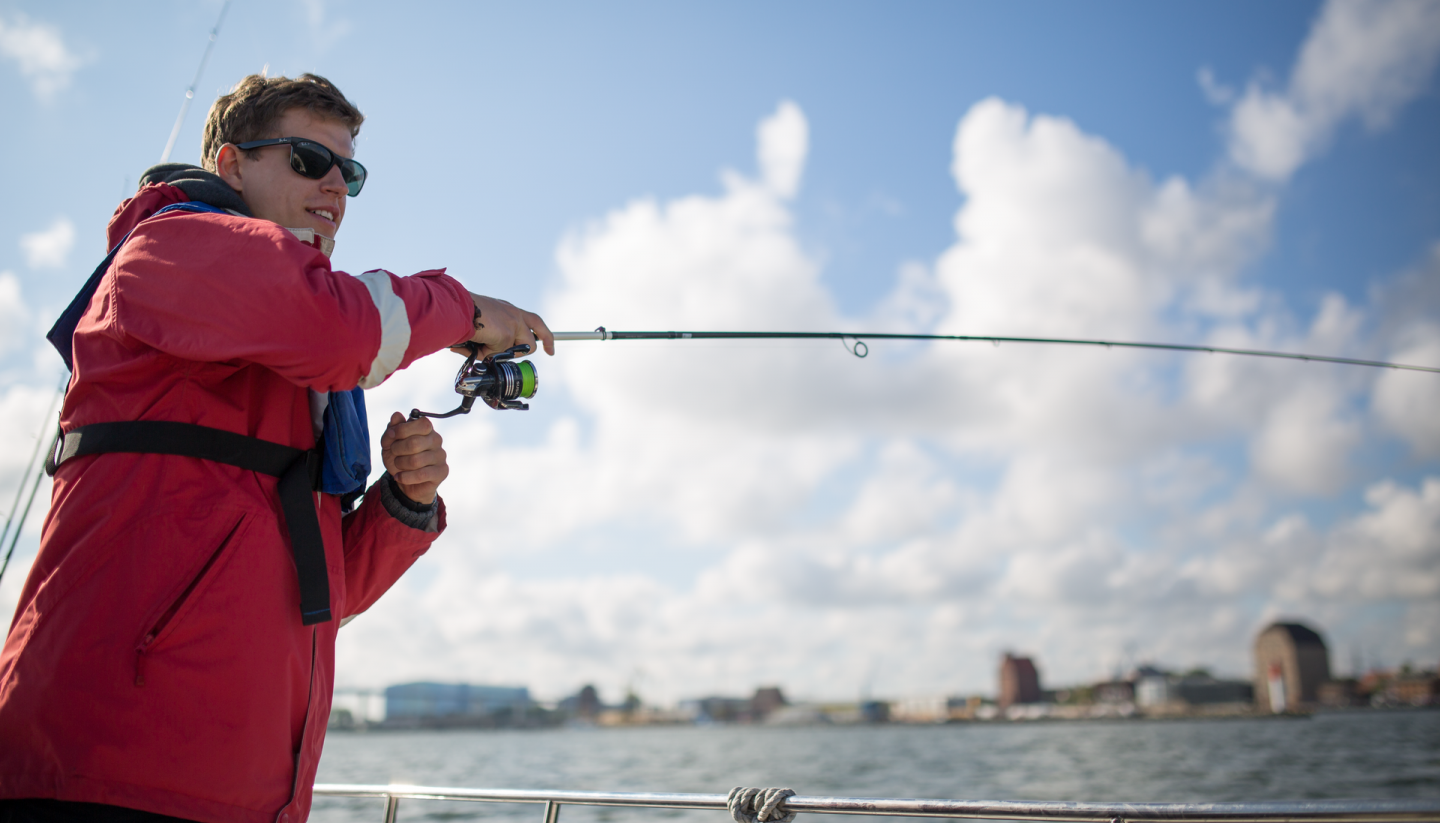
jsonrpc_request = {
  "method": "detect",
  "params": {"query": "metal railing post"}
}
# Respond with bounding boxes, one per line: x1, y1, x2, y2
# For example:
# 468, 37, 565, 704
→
383, 793, 401, 823
543, 800, 562, 823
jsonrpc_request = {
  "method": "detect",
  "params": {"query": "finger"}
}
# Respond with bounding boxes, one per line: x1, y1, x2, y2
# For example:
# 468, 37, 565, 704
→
388, 415, 435, 443
390, 443, 446, 471
396, 443, 451, 492
395, 460, 449, 490
388, 427, 443, 457
384, 448, 442, 479
381, 431, 441, 474
379, 411, 406, 449
383, 428, 420, 454
393, 459, 441, 477
385, 424, 442, 465
395, 460, 446, 484
527, 312, 556, 355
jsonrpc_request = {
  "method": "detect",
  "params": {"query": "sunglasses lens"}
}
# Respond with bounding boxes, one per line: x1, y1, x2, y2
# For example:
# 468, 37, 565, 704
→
339, 158, 367, 197
287, 141, 366, 197
288, 142, 332, 180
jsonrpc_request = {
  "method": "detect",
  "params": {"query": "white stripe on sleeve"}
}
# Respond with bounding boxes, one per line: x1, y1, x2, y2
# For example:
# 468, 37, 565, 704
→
355, 269, 412, 389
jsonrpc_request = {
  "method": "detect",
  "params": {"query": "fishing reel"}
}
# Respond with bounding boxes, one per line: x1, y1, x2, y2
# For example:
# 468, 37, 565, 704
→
409, 343, 538, 420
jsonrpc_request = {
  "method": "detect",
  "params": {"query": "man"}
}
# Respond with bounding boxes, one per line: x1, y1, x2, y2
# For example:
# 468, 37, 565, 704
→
0, 74, 552, 822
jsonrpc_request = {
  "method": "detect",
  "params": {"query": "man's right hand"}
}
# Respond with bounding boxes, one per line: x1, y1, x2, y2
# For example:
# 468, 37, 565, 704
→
460, 293, 555, 359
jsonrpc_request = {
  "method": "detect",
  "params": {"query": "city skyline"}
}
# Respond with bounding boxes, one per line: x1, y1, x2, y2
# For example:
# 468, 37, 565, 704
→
333, 617, 1433, 713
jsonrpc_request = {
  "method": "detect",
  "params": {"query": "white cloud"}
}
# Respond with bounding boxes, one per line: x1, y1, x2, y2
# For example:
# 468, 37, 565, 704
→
0, 272, 29, 355
296, 0, 354, 54
0, 554, 35, 640
1250, 386, 1361, 495
839, 441, 961, 545
756, 100, 809, 199
0, 13, 84, 100
20, 217, 76, 269
0, 379, 60, 625
1373, 337, 1440, 456
1244, 477, 1440, 605
1196, 66, 1235, 106
0, 381, 57, 502
1242, 294, 1366, 494
1227, 0, 1440, 180
1371, 246, 1440, 456
334, 89, 1439, 704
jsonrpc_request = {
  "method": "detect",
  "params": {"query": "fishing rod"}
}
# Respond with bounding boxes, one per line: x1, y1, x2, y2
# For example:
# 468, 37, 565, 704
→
407, 327, 1440, 420
160, 0, 231, 164
0, 381, 65, 586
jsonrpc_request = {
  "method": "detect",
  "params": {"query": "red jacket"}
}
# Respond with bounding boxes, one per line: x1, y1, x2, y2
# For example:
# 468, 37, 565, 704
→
0, 184, 474, 823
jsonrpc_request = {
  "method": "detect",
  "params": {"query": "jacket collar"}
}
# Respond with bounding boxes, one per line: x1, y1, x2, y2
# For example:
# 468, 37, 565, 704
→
138, 163, 335, 257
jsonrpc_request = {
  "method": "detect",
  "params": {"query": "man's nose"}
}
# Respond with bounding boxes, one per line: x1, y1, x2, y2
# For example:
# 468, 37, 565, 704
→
319, 166, 348, 195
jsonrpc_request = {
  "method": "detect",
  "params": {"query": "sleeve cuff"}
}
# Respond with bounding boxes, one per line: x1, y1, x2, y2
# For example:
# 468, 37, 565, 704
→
380, 473, 440, 533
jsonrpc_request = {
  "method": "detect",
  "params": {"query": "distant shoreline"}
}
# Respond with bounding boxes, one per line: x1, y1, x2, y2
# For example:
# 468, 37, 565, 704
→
327, 704, 1435, 732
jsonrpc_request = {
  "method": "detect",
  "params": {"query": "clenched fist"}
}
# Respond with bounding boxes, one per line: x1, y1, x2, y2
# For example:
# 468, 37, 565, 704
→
380, 412, 448, 505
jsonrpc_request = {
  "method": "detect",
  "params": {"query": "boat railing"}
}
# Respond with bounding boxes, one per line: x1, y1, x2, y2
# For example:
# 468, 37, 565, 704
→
311, 784, 1440, 823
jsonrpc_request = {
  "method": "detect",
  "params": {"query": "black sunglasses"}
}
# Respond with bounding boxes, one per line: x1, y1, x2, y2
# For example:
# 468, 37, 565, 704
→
234, 137, 368, 197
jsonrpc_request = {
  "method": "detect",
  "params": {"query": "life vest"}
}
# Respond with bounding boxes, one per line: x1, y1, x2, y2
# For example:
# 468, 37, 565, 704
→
43, 201, 372, 626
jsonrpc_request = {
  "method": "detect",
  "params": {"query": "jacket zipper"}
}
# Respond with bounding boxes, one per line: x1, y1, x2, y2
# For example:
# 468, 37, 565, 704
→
134, 518, 244, 686
278, 628, 318, 823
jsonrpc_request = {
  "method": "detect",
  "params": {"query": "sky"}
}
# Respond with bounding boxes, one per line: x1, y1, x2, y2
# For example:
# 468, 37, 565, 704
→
1, 0, 1438, 707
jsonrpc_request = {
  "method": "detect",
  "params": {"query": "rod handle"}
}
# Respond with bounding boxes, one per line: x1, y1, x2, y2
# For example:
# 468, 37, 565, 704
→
552, 328, 610, 342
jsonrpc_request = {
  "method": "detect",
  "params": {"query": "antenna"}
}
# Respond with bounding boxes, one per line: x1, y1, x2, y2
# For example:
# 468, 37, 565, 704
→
2, 4, 232, 587
160, 0, 232, 164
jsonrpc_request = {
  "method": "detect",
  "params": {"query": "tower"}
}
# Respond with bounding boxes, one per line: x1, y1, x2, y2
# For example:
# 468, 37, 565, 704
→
998, 653, 1041, 708
1253, 622, 1330, 712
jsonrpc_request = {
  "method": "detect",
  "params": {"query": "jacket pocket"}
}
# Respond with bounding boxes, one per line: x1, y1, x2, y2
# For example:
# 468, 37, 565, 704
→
134, 512, 249, 686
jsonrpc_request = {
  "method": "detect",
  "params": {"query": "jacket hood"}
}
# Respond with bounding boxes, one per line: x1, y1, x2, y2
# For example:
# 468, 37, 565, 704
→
107, 164, 251, 249
139, 163, 252, 215
108, 165, 335, 257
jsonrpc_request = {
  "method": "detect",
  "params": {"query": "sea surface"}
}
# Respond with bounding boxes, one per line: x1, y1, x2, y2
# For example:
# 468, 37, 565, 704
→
311, 710, 1439, 823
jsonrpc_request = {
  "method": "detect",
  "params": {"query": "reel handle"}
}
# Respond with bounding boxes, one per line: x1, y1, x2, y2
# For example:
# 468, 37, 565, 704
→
409, 395, 475, 421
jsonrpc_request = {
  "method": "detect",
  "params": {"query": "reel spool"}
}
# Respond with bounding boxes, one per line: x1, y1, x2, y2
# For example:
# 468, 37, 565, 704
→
410, 343, 537, 420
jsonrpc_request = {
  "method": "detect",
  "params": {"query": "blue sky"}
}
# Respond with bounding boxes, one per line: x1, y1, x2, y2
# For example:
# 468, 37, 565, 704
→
2, 1, 1438, 706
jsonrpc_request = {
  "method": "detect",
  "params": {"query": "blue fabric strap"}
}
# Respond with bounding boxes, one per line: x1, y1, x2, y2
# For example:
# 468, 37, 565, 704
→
320, 386, 371, 508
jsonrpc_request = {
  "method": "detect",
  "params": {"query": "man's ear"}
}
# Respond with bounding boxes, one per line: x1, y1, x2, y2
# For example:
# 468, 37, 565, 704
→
214, 143, 244, 193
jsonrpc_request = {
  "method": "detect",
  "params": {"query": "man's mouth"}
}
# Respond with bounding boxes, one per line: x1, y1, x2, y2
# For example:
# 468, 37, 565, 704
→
307, 208, 336, 224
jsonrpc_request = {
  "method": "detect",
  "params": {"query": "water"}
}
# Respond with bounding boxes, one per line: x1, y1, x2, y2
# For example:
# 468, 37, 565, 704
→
312, 711, 1440, 823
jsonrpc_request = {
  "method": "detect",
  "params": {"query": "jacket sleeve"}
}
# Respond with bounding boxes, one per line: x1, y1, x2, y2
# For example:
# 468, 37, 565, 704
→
339, 477, 449, 619
106, 211, 474, 392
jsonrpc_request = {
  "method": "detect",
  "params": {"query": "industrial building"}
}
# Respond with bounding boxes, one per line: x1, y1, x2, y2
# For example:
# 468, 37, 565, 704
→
998, 653, 1041, 708
1253, 622, 1331, 712
384, 682, 531, 722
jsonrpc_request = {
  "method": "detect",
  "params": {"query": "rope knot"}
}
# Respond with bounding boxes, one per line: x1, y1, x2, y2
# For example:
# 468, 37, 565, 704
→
728, 787, 796, 823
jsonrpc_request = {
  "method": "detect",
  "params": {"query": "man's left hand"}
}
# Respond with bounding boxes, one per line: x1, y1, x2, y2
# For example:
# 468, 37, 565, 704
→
381, 412, 448, 505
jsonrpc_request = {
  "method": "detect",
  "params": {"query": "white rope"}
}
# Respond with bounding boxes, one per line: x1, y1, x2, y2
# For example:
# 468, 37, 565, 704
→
728, 787, 796, 823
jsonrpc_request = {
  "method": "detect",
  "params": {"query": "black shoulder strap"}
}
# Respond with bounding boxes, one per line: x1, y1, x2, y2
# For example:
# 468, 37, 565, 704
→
49, 421, 333, 626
